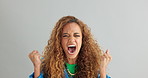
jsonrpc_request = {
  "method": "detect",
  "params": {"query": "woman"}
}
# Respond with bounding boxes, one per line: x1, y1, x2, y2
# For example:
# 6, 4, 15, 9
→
29, 16, 112, 78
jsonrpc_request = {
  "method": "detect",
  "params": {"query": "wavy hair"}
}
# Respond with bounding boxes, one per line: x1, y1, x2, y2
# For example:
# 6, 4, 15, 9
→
41, 16, 103, 78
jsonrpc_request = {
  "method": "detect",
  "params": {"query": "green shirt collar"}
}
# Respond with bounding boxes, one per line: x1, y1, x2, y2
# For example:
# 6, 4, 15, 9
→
65, 63, 77, 74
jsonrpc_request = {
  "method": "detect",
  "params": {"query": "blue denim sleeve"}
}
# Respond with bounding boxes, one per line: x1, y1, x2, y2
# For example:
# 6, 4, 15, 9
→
98, 74, 111, 78
29, 72, 44, 78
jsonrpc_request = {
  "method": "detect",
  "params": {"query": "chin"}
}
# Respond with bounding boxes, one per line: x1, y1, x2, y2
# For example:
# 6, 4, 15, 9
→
67, 54, 78, 59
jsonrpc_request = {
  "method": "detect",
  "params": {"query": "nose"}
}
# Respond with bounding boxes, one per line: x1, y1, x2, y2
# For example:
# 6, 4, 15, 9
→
68, 36, 75, 43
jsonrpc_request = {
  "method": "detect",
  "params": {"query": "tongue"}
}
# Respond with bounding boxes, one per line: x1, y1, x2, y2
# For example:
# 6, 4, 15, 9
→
68, 47, 75, 53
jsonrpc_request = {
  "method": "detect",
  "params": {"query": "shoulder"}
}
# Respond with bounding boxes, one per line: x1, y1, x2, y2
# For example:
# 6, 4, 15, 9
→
29, 72, 44, 78
97, 74, 111, 78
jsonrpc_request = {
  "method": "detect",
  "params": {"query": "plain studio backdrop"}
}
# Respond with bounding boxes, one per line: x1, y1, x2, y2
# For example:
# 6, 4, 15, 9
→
0, 0, 148, 78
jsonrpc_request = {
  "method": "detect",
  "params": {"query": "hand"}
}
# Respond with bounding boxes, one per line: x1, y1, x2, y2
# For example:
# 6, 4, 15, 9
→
100, 49, 112, 72
99, 49, 112, 78
28, 50, 42, 78
28, 50, 42, 67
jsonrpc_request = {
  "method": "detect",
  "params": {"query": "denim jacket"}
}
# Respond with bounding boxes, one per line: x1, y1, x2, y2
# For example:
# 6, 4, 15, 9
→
29, 69, 111, 78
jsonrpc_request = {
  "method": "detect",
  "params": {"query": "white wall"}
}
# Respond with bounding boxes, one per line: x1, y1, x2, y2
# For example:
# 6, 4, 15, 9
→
0, 0, 148, 78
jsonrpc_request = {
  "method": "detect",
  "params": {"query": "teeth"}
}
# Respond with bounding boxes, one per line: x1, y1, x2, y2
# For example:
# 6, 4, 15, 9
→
68, 45, 76, 47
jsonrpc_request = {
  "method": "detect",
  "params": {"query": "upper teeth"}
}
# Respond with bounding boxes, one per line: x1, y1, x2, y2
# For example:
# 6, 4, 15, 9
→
68, 45, 76, 47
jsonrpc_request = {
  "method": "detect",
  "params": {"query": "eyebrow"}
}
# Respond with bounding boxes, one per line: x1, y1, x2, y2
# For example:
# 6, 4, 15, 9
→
74, 33, 80, 34
63, 33, 68, 35
63, 33, 80, 34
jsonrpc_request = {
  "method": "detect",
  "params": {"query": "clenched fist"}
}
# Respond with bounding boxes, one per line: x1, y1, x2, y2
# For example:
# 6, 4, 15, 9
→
28, 50, 42, 67
99, 49, 112, 78
28, 50, 42, 78
100, 49, 112, 69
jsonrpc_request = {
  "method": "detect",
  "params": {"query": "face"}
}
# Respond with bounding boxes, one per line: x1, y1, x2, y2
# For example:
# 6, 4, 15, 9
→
62, 22, 82, 59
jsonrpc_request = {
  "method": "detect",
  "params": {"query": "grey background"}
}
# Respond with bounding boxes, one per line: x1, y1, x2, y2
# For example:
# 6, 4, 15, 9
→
0, 0, 148, 78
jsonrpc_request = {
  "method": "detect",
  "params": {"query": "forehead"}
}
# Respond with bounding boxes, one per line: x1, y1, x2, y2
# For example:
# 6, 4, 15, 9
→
62, 22, 81, 33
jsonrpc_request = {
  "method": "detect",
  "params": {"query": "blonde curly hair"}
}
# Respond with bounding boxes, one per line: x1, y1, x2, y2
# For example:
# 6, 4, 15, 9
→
41, 16, 103, 78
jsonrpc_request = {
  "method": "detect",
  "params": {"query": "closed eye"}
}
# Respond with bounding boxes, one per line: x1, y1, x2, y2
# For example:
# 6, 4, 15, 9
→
74, 35, 80, 37
74, 33, 80, 37
63, 35, 69, 37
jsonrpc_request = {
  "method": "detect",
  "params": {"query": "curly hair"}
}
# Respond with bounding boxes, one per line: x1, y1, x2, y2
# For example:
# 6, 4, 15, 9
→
41, 16, 103, 78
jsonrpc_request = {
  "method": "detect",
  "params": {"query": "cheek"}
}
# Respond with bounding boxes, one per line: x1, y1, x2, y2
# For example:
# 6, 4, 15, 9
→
77, 38, 82, 46
62, 39, 67, 49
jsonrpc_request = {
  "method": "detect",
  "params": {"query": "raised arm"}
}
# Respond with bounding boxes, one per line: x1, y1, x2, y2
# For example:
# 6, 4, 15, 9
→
99, 49, 112, 78
28, 50, 42, 78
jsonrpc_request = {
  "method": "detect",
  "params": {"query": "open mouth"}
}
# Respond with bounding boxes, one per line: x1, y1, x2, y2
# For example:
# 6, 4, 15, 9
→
68, 45, 76, 54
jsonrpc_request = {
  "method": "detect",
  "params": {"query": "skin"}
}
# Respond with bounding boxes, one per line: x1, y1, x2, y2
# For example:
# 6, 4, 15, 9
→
28, 22, 112, 78
100, 49, 112, 78
61, 23, 82, 64
28, 50, 41, 78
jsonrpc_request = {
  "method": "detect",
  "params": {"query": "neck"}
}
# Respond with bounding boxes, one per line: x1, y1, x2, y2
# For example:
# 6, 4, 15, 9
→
67, 57, 77, 64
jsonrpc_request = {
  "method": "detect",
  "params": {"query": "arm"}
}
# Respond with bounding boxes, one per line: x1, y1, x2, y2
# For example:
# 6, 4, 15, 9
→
28, 50, 42, 78
100, 68, 106, 78
34, 65, 41, 78
99, 49, 112, 78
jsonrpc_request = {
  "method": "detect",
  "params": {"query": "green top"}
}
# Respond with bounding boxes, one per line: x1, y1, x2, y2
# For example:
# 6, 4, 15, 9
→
65, 63, 77, 76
